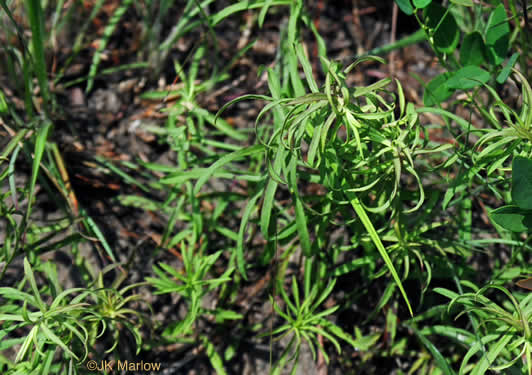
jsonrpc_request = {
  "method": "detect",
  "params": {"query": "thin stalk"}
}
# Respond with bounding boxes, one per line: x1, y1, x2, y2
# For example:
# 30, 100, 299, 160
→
522, 0, 530, 79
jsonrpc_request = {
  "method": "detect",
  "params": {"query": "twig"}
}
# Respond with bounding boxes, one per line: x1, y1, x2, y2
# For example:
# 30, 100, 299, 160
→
522, 0, 530, 78
389, 2, 398, 79
317, 332, 327, 375
351, 0, 364, 56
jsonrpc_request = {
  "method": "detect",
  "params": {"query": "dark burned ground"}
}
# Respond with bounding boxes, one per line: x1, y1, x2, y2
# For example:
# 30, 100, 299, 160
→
0, 1, 518, 374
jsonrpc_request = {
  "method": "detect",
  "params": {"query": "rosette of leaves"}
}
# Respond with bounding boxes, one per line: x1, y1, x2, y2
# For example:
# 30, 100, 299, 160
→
266, 277, 360, 375
490, 156, 532, 232
243, 55, 434, 213
87, 264, 148, 356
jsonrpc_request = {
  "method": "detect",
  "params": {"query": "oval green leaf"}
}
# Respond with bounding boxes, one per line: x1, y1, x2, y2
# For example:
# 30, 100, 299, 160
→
446, 65, 490, 90
485, 4, 510, 65
424, 3, 460, 53
423, 72, 454, 106
460, 32, 487, 67
395, 0, 414, 15
489, 205, 532, 232
512, 156, 532, 210
413, 0, 432, 8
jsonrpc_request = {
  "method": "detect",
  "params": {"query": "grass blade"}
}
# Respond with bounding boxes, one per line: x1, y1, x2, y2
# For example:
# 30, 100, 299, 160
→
344, 189, 413, 316
24, 0, 50, 110
86, 0, 133, 92
25, 121, 52, 224
408, 323, 456, 375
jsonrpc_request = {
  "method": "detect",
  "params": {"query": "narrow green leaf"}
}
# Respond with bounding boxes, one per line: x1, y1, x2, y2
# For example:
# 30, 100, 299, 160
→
40, 323, 79, 360
295, 43, 319, 93
195, 107, 248, 141
9, 145, 21, 209
210, 1, 291, 26
15, 325, 38, 363
258, 0, 275, 27
450, 0, 473, 5
86, 0, 133, 92
40, 347, 55, 375
332, 258, 372, 277
409, 324, 456, 375
288, 157, 311, 256
82, 211, 117, 262
471, 334, 512, 375
496, 52, 519, 84
1, 129, 30, 166
0, 89, 8, 113
202, 336, 227, 375
194, 145, 264, 195
345, 190, 413, 316
24, 0, 50, 109
260, 149, 283, 237
23, 257, 44, 311
0, 287, 38, 306
237, 191, 262, 279
26, 121, 52, 223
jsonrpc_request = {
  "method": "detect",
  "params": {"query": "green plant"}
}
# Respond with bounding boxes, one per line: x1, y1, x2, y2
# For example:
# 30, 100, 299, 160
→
87, 264, 148, 356
395, 0, 529, 105
219, 51, 456, 316
490, 156, 532, 232
2, 0, 531, 373
146, 239, 240, 373
147, 240, 237, 337
267, 277, 356, 374
434, 284, 531, 375
0, 258, 95, 374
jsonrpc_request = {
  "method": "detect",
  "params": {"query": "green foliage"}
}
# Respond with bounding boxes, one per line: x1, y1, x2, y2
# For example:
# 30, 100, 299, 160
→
1, 259, 92, 373
147, 241, 236, 337
491, 156, 532, 232
485, 4, 511, 66
86, 0, 134, 92
0, 257, 147, 374
423, 2, 460, 54
89, 265, 148, 355
267, 277, 356, 374
436, 285, 532, 374
424, 72, 454, 106
460, 32, 487, 66
1, 0, 531, 373
394, 0, 522, 106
